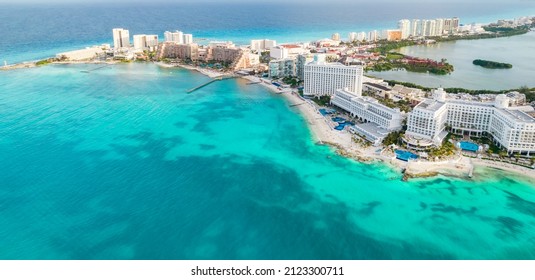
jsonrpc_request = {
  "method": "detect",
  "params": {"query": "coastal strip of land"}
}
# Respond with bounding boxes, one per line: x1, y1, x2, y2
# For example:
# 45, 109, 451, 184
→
238, 74, 535, 183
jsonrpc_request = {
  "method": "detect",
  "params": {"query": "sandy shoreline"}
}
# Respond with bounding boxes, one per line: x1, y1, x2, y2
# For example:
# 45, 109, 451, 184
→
471, 158, 535, 182
154, 61, 227, 78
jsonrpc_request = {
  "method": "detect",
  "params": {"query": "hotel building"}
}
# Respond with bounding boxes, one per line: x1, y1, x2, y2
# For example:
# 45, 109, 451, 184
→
112, 28, 130, 50
296, 54, 314, 80
250, 39, 277, 51
331, 88, 404, 145
212, 47, 242, 63
381, 30, 402, 41
133, 34, 158, 52
303, 55, 363, 97
411, 19, 421, 37
163, 43, 199, 61
164, 31, 184, 44
357, 32, 367, 41
398, 19, 411, 39
183, 34, 193, 44
405, 88, 535, 154
270, 44, 304, 59
331, 33, 341, 41
434, 18, 445, 35
368, 30, 378, 42
269, 58, 296, 78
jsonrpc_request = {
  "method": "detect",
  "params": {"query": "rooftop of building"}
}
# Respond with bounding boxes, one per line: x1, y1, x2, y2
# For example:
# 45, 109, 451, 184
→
280, 44, 301, 49
306, 61, 362, 67
497, 108, 535, 123
352, 122, 390, 138
269, 57, 297, 63
415, 99, 447, 112
336, 89, 401, 113
363, 82, 391, 91
446, 98, 496, 107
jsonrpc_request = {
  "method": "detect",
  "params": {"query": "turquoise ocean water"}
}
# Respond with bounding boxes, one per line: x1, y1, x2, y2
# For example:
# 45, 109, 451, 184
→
0, 63, 534, 259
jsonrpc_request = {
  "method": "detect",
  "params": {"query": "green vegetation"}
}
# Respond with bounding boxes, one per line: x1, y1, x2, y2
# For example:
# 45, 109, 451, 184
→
367, 26, 529, 76
36, 59, 53, 66
407, 62, 453, 75
311, 96, 331, 106
473, 59, 512, 69
474, 136, 503, 154
483, 26, 531, 35
383, 79, 535, 102
382, 97, 412, 112
369, 60, 453, 75
386, 52, 404, 60
435, 26, 531, 42
369, 52, 454, 75
369, 26, 530, 56
362, 90, 413, 112
353, 136, 372, 147
384, 80, 431, 91
370, 40, 418, 55
282, 76, 300, 88
260, 51, 270, 63
428, 134, 456, 159
382, 131, 403, 146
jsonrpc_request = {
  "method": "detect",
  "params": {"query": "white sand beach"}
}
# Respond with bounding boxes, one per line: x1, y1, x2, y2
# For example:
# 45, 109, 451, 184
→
471, 158, 535, 181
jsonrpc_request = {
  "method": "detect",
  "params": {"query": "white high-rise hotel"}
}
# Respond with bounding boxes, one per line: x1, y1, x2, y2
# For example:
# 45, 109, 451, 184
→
250, 39, 277, 51
398, 19, 411, 39
406, 88, 535, 154
303, 55, 363, 97
401, 17, 459, 37
331, 87, 403, 146
112, 28, 130, 49
164, 30, 184, 44
164, 30, 193, 44
305, 54, 403, 145
331, 89, 403, 130
133, 34, 159, 52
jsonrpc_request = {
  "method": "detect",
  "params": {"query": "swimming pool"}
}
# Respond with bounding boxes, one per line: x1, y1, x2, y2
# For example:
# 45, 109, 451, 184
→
395, 150, 419, 161
459, 141, 480, 152
319, 109, 336, 116
331, 117, 346, 122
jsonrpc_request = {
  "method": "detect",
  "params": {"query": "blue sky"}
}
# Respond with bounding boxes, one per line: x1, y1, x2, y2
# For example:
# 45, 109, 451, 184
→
1, 0, 527, 3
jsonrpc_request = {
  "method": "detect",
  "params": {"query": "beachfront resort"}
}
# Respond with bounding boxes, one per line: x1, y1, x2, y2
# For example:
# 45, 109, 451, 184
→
4, 15, 535, 180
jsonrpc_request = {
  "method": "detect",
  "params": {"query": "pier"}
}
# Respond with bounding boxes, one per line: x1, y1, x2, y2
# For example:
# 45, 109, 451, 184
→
289, 103, 305, 107
186, 75, 237, 93
81, 65, 109, 73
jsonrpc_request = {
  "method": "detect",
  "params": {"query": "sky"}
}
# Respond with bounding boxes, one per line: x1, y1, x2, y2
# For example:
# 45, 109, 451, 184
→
1, 0, 530, 3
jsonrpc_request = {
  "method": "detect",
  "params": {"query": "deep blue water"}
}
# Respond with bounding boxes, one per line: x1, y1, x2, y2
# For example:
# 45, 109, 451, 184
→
1, 2, 535, 63
1, 3, 535, 260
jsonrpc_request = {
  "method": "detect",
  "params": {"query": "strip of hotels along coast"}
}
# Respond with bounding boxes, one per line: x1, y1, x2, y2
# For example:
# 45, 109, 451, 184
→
3, 16, 535, 181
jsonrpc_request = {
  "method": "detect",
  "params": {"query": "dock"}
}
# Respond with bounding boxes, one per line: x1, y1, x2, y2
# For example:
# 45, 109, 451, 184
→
246, 81, 261, 85
81, 65, 109, 73
186, 75, 237, 93
289, 103, 305, 107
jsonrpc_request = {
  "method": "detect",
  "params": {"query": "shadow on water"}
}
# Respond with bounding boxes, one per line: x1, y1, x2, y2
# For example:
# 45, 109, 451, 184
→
0, 131, 459, 260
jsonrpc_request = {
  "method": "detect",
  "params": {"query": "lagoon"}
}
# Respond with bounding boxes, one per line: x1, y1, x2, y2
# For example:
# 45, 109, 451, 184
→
369, 31, 535, 90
